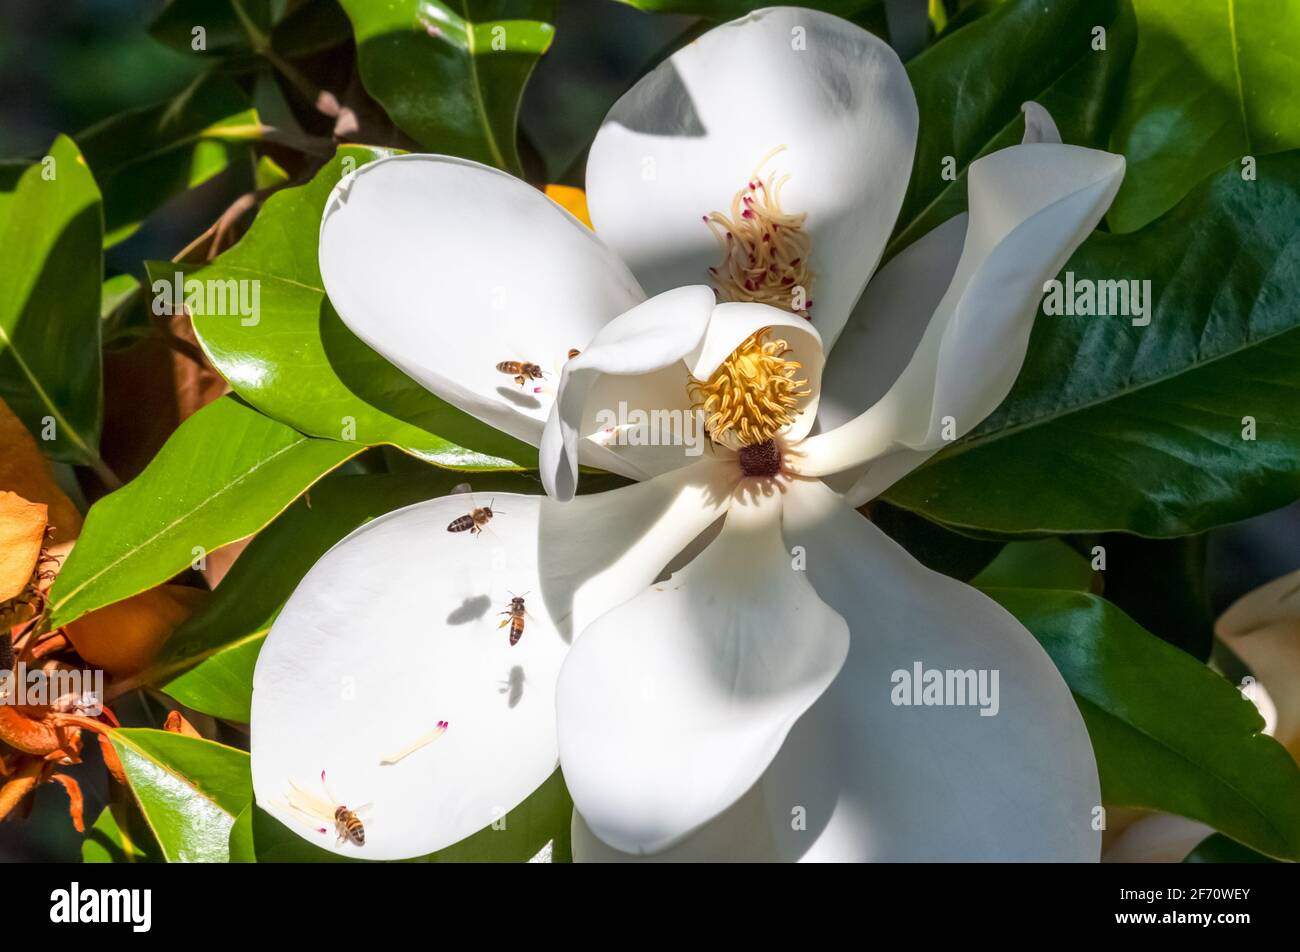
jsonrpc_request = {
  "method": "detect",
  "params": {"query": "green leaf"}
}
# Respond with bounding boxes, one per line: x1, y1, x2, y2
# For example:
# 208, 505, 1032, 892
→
0, 134, 105, 468
142, 470, 485, 721
972, 539, 1094, 591
1183, 833, 1278, 864
111, 729, 252, 863
48, 396, 358, 628
1108, 0, 1300, 233
889, 0, 1133, 258
164, 146, 534, 469
988, 588, 1300, 861
338, 0, 555, 173
232, 768, 571, 862
82, 800, 162, 864
77, 73, 261, 247
887, 152, 1300, 537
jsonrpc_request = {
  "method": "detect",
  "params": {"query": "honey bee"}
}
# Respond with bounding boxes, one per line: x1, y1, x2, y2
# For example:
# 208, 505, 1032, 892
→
496, 360, 545, 387
567, 348, 581, 360
284, 771, 370, 847
446, 483, 499, 536
498, 593, 529, 646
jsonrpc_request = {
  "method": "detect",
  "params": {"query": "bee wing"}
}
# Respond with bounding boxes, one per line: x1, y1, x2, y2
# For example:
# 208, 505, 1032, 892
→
451, 482, 473, 496
353, 803, 374, 817
286, 780, 336, 821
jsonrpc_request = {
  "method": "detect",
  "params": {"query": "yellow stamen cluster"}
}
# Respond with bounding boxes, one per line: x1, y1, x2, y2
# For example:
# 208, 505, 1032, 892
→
704, 146, 814, 319
688, 329, 811, 448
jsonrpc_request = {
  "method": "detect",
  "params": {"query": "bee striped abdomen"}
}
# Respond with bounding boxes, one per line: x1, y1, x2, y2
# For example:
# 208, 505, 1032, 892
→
509, 615, 524, 646
447, 514, 475, 533
336, 807, 365, 846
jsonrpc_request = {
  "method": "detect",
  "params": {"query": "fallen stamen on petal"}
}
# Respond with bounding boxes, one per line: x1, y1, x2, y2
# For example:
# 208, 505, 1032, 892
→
380, 719, 450, 765
704, 146, 813, 319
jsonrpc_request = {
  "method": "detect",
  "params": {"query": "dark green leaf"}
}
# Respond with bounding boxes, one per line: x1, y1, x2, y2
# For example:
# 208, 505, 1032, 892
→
339, 0, 556, 173
111, 728, 252, 863
1108, 0, 1300, 233
887, 153, 1300, 537
988, 588, 1300, 861
1183, 833, 1278, 864
165, 146, 534, 469
82, 800, 162, 864
0, 134, 105, 468
890, 0, 1133, 258
972, 539, 1094, 591
77, 74, 260, 247
150, 0, 273, 55
48, 396, 358, 627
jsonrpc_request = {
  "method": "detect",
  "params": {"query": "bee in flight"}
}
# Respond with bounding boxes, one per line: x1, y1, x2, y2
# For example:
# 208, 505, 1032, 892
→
496, 360, 545, 388
446, 482, 499, 536
284, 770, 370, 847
498, 592, 530, 646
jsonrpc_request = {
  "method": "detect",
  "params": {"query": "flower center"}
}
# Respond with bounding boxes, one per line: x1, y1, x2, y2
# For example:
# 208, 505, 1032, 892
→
688, 328, 810, 449
738, 440, 782, 478
704, 146, 814, 320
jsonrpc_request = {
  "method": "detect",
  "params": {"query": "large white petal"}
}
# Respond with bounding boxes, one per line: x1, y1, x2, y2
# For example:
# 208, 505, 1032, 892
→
250, 464, 734, 860
586, 6, 918, 349
318, 154, 644, 468
1217, 570, 1300, 758
556, 484, 849, 855
772, 478, 1099, 860
796, 139, 1125, 481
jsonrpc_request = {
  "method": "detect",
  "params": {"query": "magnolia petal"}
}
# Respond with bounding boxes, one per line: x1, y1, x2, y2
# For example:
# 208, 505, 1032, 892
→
540, 286, 716, 501
1217, 570, 1300, 758
556, 485, 849, 854
797, 134, 1124, 481
586, 6, 918, 349
251, 468, 730, 860
769, 478, 1101, 860
571, 784, 784, 862
1102, 814, 1216, 864
319, 154, 644, 462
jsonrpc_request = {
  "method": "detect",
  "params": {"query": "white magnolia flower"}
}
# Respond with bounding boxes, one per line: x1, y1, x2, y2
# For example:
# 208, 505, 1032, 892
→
1104, 571, 1296, 863
250, 7, 1125, 861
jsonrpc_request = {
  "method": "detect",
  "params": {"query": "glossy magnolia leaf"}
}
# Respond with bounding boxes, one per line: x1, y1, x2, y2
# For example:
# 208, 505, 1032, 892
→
48, 396, 358, 628
78, 73, 261, 247
0, 134, 105, 469
1108, 0, 1300, 233
888, 0, 1133, 257
230, 769, 571, 862
111, 728, 251, 863
338, 0, 555, 173
164, 146, 533, 469
82, 800, 161, 864
971, 539, 1094, 591
143, 470, 509, 721
1183, 833, 1277, 864
887, 153, 1300, 537
988, 588, 1300, 861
